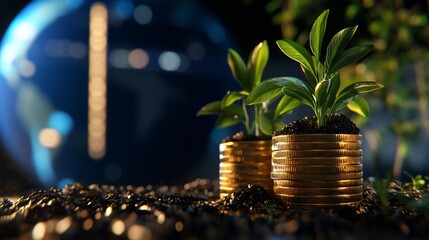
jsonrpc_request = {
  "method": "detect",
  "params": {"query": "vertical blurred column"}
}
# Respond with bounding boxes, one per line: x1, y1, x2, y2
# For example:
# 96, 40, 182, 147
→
88, 3, 108, 159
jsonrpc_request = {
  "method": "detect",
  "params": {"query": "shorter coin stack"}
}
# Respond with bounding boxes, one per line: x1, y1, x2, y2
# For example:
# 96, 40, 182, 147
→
271, 134, 363, 206
219, 140, 273, 198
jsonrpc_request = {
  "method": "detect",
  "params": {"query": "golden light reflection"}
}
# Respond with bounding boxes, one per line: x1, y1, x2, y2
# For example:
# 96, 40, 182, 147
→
111, 219, 126, 236
55, 217, 72, 234
32, 222, 46, 240
88, 2, 108, 160
39, 128, 62, 148
127, 224, 152, 240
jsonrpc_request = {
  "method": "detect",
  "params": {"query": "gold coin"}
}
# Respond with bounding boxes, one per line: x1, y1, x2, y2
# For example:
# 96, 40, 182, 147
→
219, 180, 272, 186
219, 156, 271, 163
219, 173, 271, 183
220, 149, 271, 157
273, 142, 361, 151
272, 149, 362, 158
220, 186, 273, 192
270, 172, 363, 180
220, 140, 272, 148
220, 180, 272, 186
271, 157, 362, 165
219, 171, 270, 177
273, 186, 362, 195
271, 164, 362, 173
273, 179, 363, 188
280, 201, 361, 207
220, 162, 271, 171
219, 170, 270, 175
273, 134, 362, 143
276, 193, 362, 204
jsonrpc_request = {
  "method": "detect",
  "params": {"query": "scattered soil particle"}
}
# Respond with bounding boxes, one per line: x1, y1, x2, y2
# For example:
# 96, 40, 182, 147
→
1, 178, 429, 239
274, 113, 360, 135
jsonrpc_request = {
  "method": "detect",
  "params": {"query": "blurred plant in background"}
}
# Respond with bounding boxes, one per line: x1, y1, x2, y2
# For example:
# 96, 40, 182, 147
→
245, 0, 429, 178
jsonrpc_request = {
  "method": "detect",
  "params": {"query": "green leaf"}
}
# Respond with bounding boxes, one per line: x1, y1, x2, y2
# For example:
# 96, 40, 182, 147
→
275, 95, 301, 119
315, 80, 329, 110
328, 45, 373, 74
277, 39, 316, 78
300, 64, 317, 90
259, 111, 283, 135
347, 95, 369, 117
221, 90, 248, 108
335, 81, 383, 106
310, 9, 329, 60
272, 77, 315, 107
246, 79, 284, 105
196, 101, 244, 117
325, 73, 340, 111
248, 41, 269, 88
215, 115, 241, 128
228, 49, 250, 90
326, 26, 358, 69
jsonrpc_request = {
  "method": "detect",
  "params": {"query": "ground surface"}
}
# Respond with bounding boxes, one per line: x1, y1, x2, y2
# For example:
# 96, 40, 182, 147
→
1, 178, 429, 239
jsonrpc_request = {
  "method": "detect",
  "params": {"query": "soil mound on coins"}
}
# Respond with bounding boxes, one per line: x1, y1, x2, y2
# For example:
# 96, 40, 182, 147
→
274, 113, 360, 135
222, 131, 271, 142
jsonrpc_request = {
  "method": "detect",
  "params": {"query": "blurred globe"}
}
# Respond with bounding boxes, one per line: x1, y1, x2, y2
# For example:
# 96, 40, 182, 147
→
0, 0, 237, 187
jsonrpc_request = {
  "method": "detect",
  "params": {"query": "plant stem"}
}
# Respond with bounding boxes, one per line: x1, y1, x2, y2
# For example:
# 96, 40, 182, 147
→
254, 104, 260, 136
242, 98, 251, 134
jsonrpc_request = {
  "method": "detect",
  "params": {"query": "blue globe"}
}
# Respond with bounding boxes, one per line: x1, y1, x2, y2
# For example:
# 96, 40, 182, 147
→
0, 0, 237, 187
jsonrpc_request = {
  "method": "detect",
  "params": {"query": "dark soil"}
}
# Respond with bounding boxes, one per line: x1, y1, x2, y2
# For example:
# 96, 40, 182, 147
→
274, 113, 360, 135
222, 131, 271, 142
1, 178, 429, 239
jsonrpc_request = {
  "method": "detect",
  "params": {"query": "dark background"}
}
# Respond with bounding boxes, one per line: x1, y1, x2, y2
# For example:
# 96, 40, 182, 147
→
0, 0, 284, 194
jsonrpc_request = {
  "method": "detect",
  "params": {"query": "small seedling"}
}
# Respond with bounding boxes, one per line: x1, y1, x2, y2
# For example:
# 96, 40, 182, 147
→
197, 41, 285, 136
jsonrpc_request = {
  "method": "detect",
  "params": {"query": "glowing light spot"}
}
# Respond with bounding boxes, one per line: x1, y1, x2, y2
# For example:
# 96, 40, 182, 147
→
18, 59, 36, 77
156, 212, 165, 224
55, 217, 72, 234
139, 205, 151, 211
187, 42, 206, 61
128, 48, 149, 69
39, 128, 62, 148
88, 2, 108, 160
159, 51, 181, 71
175, 221, 184, 232
105, 206, 113, 217
127, 224, 152, 240
111, 219, 125, 236
32, 222, 46, 240
95, 212, 102, 220
104, 164, 122, 182
109, 49, 129, 68
14, 22, 36, 40
134, 5, 152, 25
83, 219, 94, 231
48, 111, 73, 136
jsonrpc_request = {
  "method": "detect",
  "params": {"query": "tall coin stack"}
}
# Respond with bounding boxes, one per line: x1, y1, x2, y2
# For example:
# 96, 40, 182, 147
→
219, 140, 273, 198
271, 134, 363, 206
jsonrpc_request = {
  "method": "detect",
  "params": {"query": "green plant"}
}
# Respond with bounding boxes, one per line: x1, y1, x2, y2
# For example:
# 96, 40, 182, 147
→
246, 9, 383, 127
197, 41, 283, 136
403, 171, 429, 190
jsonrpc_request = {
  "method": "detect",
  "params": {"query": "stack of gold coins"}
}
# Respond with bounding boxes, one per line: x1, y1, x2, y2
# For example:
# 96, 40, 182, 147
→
271, 134, 363, 206
219, 140, 273, 198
